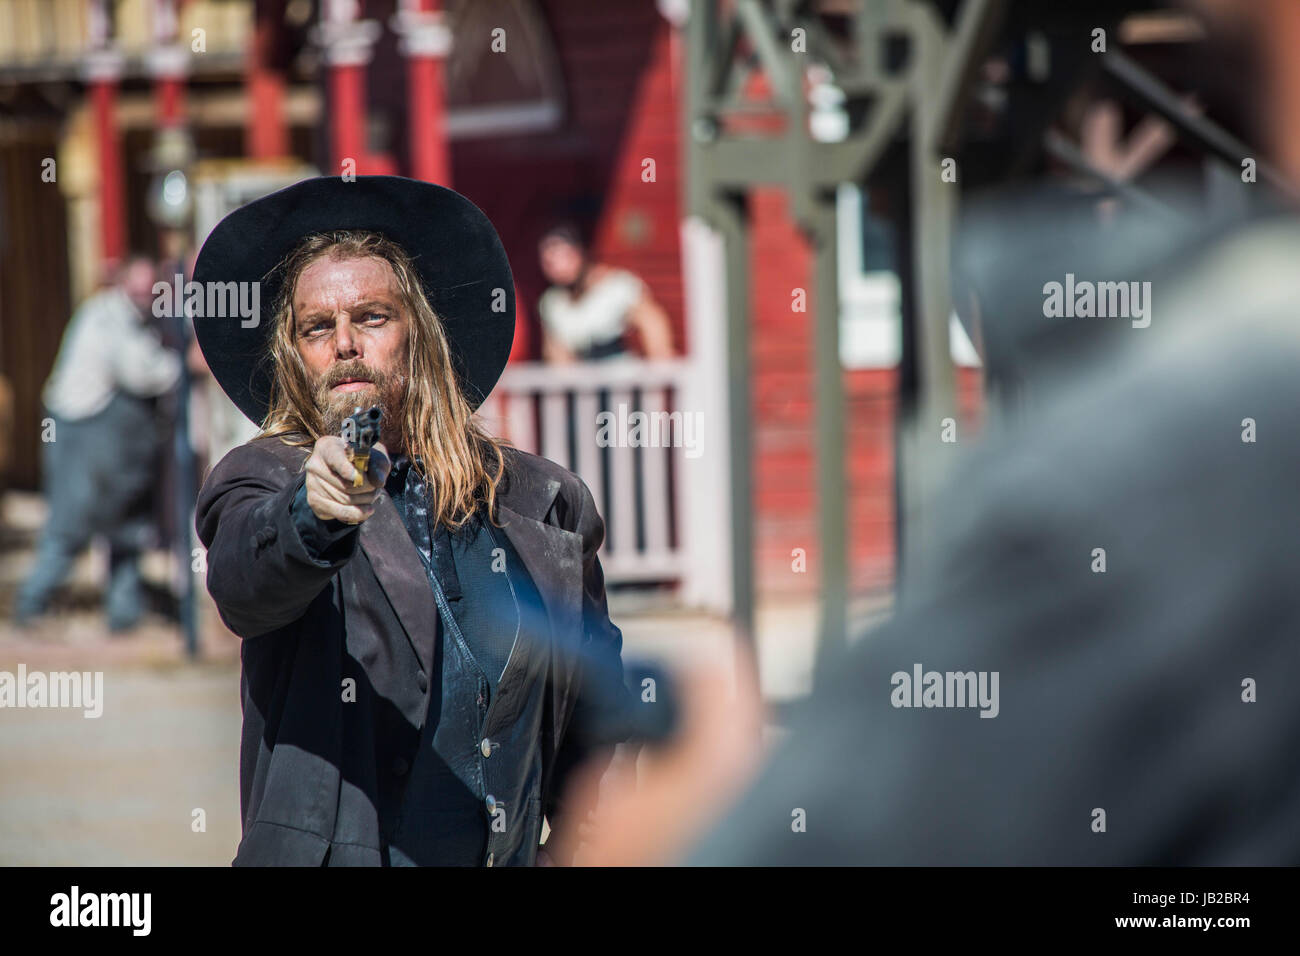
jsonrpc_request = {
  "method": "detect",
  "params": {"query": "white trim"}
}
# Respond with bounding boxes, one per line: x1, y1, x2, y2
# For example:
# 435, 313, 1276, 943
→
144, 45, 189, 79
392, 10, 453, 58
836, 183, 981, 369
81, 49, 125, 82
314, 20, 383, 67
497, 357, 688, 391
444, 100, 563, 139
678, 217, 733, 614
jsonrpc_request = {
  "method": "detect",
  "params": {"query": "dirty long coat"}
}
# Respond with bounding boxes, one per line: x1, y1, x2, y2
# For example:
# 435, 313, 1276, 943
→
196, 435, 627, 865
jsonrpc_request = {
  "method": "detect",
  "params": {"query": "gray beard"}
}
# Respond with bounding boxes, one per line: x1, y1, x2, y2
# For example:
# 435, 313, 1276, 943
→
316, 378, 406, 449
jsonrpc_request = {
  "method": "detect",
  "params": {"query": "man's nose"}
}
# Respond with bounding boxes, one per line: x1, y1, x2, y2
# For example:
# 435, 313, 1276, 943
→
333, 318, 360, 358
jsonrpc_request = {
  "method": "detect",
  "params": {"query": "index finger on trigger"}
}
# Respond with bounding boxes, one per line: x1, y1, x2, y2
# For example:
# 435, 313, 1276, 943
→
322, 438, 360, 485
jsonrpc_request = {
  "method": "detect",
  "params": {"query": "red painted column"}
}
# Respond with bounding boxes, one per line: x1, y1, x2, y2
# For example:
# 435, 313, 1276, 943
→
153, 3, 182, 123
149, 1, 188, 127
319, 2, 381, 175
155, 77, 184, 125
396, 0, 451, 185
330, 63, 366, 171
86, 55, 127, 265
82, 0, 126, 264
93, 81, 126, 263
248, 0, 288, 157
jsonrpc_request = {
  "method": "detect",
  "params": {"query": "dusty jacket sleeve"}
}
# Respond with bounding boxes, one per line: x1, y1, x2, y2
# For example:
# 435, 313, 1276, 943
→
195, 442, 358, 638
546, 476, 631, 823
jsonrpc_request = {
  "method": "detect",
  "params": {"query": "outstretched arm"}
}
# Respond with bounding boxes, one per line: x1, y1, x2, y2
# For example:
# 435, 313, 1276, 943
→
195, 438, 389, 638
628, 294, 674, 359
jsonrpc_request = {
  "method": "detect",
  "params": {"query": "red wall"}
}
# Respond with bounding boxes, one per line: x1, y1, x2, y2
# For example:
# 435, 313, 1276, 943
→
747, 193, 984, 595
452, 1, 985, 598
451, 0, 686, 358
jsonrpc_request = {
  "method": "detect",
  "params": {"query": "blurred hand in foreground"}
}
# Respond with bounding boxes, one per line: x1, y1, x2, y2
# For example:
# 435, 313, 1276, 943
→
547, 649, 767, 866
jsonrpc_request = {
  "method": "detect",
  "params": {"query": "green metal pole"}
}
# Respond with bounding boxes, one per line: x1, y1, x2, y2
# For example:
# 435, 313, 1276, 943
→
810, 195, 847, 685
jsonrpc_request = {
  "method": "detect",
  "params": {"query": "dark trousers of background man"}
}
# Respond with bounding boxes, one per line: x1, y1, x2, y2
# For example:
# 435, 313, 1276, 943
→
16, 392, 160, 631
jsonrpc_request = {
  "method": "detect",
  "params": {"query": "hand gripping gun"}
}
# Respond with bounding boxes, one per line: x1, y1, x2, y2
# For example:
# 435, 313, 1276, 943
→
342, 405, 383, 488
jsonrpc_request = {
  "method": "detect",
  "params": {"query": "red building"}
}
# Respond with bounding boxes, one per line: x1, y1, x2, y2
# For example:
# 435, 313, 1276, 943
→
0, 0, 983, 610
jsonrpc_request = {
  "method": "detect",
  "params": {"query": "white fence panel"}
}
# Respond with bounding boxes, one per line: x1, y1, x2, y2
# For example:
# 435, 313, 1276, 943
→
481, 359, 692, 586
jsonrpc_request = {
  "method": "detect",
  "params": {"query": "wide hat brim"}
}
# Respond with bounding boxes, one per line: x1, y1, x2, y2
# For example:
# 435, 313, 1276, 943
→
191, 175, 515, 424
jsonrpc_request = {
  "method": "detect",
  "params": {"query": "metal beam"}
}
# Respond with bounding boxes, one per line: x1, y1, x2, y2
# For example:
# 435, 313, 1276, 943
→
687, 0, 757, 681
714, 192, 758, 671
736, 0, 802, 109
899, 0, 958, 585
808, 195, 847, 682
929, 0, 1009, 152
809, 86, 909, 186
686, 0, 720, 216
706, 14, 745, 107
1041, 127, 1188, 223
693, 90, 907, 191
695, 135, 799, 188
686, 0, 967, 676
1102, 47, 1300, 202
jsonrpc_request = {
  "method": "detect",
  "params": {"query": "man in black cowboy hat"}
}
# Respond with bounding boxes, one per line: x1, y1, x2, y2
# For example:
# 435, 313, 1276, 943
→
192, 176, 630, 866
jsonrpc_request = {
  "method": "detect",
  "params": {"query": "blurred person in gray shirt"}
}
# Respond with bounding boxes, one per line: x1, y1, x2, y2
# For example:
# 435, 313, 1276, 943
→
549, 0, 1300, 867
15, 255, 180, 631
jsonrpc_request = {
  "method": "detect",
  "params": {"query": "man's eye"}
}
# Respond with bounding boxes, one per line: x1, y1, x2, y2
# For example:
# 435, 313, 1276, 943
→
364, 312, 389, 324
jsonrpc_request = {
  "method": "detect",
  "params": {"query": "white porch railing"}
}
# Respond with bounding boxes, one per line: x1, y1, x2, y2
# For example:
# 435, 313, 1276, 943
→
477, 359, 691, 585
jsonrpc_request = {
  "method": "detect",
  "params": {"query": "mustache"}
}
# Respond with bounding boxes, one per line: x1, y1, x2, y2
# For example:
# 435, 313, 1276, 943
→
314, 360, 407, 438
319, 360, 386, 390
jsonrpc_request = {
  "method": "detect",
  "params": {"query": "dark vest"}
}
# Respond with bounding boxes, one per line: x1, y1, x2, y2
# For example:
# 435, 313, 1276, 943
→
383, 459, 549, 866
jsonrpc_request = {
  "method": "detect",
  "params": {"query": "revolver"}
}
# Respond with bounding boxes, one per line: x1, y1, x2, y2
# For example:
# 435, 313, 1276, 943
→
341, 405, 382, 488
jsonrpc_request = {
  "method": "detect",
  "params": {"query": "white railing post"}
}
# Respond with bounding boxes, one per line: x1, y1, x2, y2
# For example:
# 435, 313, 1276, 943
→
640, 384, 672, 562
678, 217, 733, 615
573, 389, 604, 521
492, 358, 694, 586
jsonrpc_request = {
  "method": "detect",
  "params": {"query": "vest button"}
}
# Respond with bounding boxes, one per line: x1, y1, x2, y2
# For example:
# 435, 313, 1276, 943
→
485, 852, 494, 867
416, 671, 428, 694
392, 756, 410, 777
485, 794, 499, 814
480, 738, 492, 758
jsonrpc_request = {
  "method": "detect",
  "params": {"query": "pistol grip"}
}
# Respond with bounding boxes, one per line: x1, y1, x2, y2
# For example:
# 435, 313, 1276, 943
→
350, 451, 370, 487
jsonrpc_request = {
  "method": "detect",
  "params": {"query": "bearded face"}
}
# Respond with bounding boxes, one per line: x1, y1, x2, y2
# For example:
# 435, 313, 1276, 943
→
313, 356, 408, 438
291, 254, 412, 451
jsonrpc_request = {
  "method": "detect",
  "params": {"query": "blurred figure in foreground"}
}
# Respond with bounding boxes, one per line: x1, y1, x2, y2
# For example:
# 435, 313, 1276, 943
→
537, 223, 675, 362
15, 256, 180, 631
552, 0, 1300, 866
562, 216, 1300, 867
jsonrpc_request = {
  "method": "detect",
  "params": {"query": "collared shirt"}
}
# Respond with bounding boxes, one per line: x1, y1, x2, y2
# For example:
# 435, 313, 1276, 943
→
382, 457, 520, 686
43, 287, 180, 421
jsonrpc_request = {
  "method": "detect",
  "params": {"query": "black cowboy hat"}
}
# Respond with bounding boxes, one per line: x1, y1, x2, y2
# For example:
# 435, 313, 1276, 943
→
191, 175, 515, 424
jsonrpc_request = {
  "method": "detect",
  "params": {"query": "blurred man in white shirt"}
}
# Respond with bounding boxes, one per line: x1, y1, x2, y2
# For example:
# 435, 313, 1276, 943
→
15, 256, 181, 631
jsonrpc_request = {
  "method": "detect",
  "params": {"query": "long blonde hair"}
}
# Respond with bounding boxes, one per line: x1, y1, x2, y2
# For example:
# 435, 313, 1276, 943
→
259, 230, 508, 529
